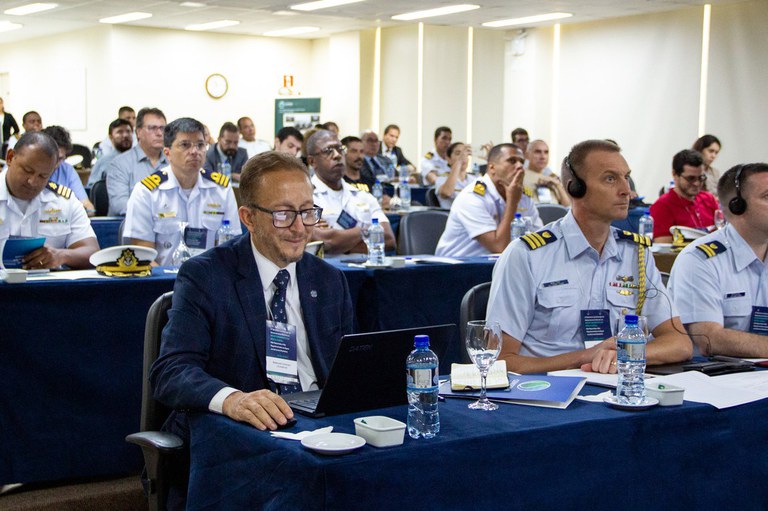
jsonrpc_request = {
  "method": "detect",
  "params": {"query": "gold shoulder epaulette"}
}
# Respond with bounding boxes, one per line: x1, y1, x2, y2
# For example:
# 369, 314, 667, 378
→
425, 152, 434, 159
616, 230, 652, 247
473, 181, 486, 196
201, 169, 230, 188
696, 240, 727, 259
47, 181, 72, 199
141, 170, 169, 191
521, 229, 558, 250
523, 186, 534, 198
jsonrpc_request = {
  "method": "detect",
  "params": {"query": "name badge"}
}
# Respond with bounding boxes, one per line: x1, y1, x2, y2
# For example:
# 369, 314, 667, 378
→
336, 209, 358, 229
184, 226, 208, 250
749, 306, 768, 336
266, 320, 300, 385
581, 309, 612, 341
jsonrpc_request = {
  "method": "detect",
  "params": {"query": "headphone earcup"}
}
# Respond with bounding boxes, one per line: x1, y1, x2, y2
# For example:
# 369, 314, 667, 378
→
729, 196, 747, 215
567, 178, 587, 199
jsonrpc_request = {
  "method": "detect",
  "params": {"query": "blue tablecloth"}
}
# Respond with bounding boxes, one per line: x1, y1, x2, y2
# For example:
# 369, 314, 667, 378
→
0, 257, 494, 485
91, 217, 123, 248
186, 387, 768, 510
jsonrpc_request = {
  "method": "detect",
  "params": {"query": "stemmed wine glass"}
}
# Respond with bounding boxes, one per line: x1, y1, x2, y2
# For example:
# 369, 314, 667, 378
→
465, 320, 503, 411
171, 221, 192, 267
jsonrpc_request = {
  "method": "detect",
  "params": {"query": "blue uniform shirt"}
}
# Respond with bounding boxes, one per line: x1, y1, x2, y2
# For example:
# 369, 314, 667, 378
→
669, 224, 767, 332
487, 211, 674, 357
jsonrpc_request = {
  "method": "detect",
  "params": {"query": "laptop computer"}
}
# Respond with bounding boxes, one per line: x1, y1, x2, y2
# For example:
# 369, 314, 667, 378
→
286, 324, 455, 418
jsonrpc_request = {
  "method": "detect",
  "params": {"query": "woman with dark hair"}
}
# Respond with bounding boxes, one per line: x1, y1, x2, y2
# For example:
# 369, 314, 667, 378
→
0, 97, 20, 158
436, 142, 472, 209
692, 134, 721, 192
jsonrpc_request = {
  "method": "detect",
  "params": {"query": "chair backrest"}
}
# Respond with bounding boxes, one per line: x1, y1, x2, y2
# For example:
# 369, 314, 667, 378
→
69, 143, 93, 169
397, 209, 449, 255
89, 179, 110, 216
426, 187, 440, 208
660, 271, 670, 287
459, 282, 492, 364
118, 219, 126, 245
140, 291, 174, 432
536, 203, 569, 225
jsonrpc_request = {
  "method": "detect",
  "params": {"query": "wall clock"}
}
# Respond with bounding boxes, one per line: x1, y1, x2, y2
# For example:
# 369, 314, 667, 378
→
205, 73, 228, 99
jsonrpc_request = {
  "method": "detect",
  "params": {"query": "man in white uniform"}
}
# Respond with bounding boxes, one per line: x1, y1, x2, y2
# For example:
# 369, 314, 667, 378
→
669, 163, 768, 357
435, 143, 541, 257
124, 117, 240, 266
487, 139, 692, 374
1, 131, 98, 269
237, 116, 271, 158
307, 130, 395, 255
420, 126, 452, 185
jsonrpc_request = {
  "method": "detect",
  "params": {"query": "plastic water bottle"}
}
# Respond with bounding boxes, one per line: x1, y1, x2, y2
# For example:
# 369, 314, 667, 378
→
215, 219, 236, 246
367, 218, 385, 266
406, 334, 440, 439
398, 180, 411, 211
511, 213, 526, 238
372, 180, 383, 205
638, 213, 654, 240
616, 314, 647, 405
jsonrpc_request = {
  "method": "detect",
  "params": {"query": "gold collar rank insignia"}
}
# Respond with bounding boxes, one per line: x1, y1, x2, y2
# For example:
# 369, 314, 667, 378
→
696, 241, 727, 259
521, 229, 558, 250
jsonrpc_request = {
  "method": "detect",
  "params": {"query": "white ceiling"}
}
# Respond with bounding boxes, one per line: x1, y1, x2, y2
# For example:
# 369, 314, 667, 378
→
0, 0, 747, 44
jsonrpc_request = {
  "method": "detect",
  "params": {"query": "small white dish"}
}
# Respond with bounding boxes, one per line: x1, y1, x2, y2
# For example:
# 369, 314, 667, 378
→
603, 395, 659, 411
354, 416, 406, 448
362, 260, 392, 269
645, 382, 685, 406
2, 268, 28, 283
301, 432, 366, 455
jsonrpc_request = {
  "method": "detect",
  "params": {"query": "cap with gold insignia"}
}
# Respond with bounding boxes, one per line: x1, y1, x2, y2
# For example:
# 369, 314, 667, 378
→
89, 245, 157, 277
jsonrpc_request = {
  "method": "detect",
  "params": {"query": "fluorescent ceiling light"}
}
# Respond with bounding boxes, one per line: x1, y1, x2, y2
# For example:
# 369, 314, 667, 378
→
291, 0, 364, 12
0, 20, 23, 32
185, 19, 239, 31
482, 12, 572, 28
392, 4, 479, 21
180, 2, 206, 7
273, 10, 299, 16
99, 12, 152, 24
4, 3, 57, 16
263, 26, 319, 36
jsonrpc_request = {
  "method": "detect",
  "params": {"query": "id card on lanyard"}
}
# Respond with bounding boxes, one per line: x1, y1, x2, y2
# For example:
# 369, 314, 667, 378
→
266, 320, 301, 386
581, 309, 612, 341
749, 306, 768, 336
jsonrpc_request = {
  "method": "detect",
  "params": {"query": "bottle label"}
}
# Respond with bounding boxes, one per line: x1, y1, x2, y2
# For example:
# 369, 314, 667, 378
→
407, 367, 438, 390
617, 339, 646, 363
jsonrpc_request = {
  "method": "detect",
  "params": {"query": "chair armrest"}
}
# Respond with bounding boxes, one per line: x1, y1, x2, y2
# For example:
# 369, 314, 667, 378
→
126, 431, 183, 452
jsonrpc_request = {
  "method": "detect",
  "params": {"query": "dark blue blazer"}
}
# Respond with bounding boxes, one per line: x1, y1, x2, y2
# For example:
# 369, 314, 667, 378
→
203, 144, 249, 176
150, 232, 354, 412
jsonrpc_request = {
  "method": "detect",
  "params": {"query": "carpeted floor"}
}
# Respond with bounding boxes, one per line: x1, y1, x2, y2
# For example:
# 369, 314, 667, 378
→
0, 475, 147, 511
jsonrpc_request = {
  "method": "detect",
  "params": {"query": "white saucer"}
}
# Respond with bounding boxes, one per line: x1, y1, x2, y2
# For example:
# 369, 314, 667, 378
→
603, 395, 659, 411
301, 433, 366, 455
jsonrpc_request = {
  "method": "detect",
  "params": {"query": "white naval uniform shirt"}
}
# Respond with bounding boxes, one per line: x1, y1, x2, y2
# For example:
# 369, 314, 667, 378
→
419, 150, 450, 182
311, 175, 389, 229
669, 224, 768, 333
0, 172, 95, 263
435, 173, 542, 258
487, 211, 673, 357
123, 167, 240, 266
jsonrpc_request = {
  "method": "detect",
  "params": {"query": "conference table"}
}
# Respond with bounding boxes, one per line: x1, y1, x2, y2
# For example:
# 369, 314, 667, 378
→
186, 384, 768, 510
0, 256, 495, 485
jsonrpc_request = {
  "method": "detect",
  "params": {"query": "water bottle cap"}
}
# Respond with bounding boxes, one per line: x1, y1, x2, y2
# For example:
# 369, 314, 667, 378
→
624, 314, 639, 325
222, 219, 230, 226
402, 179, 408, 184
375, 179, 381, 184
414, 335, 430, 348
372, 218, 379, 224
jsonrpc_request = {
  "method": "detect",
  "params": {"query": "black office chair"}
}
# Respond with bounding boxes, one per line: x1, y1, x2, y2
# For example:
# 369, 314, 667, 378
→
425, 187, 440, 208
536, 203, 569, 225
68, 143, 93, 170
397, 209, 449, 255
459, 282, 492, 364
126, 292, 184, 511
660, 271, 670, 287
89, 179, 110, 217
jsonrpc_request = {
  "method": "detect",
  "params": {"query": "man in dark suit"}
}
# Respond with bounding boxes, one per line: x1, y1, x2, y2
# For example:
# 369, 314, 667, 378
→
203, 121, 249, 182
151, 151, 354, 434
379, 124, 413, 172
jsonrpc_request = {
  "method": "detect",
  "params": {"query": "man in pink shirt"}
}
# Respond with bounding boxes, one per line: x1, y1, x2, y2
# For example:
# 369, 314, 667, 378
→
650, 149, 719, 242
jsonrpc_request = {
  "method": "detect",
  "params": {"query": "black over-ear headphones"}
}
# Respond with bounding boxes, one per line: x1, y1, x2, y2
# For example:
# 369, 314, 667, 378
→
565, 155, 587, 198
729, 164, 747, 215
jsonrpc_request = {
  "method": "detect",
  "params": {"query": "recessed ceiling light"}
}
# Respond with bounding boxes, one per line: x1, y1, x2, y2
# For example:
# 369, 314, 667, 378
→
482, 12, 572, 28
185, 19, 239, 31
291, 0, 364, 12
4, 3, 58, 16
99, 12, 152, 24
180, 2, 206, 7
0, 20, 23, 32
273, 10, 299, 16
263, 26, 320, 36
391, 4, 479, 21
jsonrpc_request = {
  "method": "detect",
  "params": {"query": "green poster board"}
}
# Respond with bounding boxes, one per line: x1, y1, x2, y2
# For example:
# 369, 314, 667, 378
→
274, 98, 322, 133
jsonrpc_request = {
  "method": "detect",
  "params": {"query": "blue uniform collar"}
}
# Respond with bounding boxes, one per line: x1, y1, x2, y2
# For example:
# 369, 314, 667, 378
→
560, 211, 620, 262
725, 224, 762, 272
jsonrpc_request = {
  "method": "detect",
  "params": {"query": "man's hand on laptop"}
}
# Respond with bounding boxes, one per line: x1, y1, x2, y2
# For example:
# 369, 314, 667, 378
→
222, 390, 295, 431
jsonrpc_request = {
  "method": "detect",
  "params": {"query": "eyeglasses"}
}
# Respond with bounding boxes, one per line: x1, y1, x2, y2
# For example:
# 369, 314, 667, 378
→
143, 124, 165, 132
249, 204, 323, 228
174, 141, 207, 152
680, 174, 707, 184
312, 144, 345, 158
